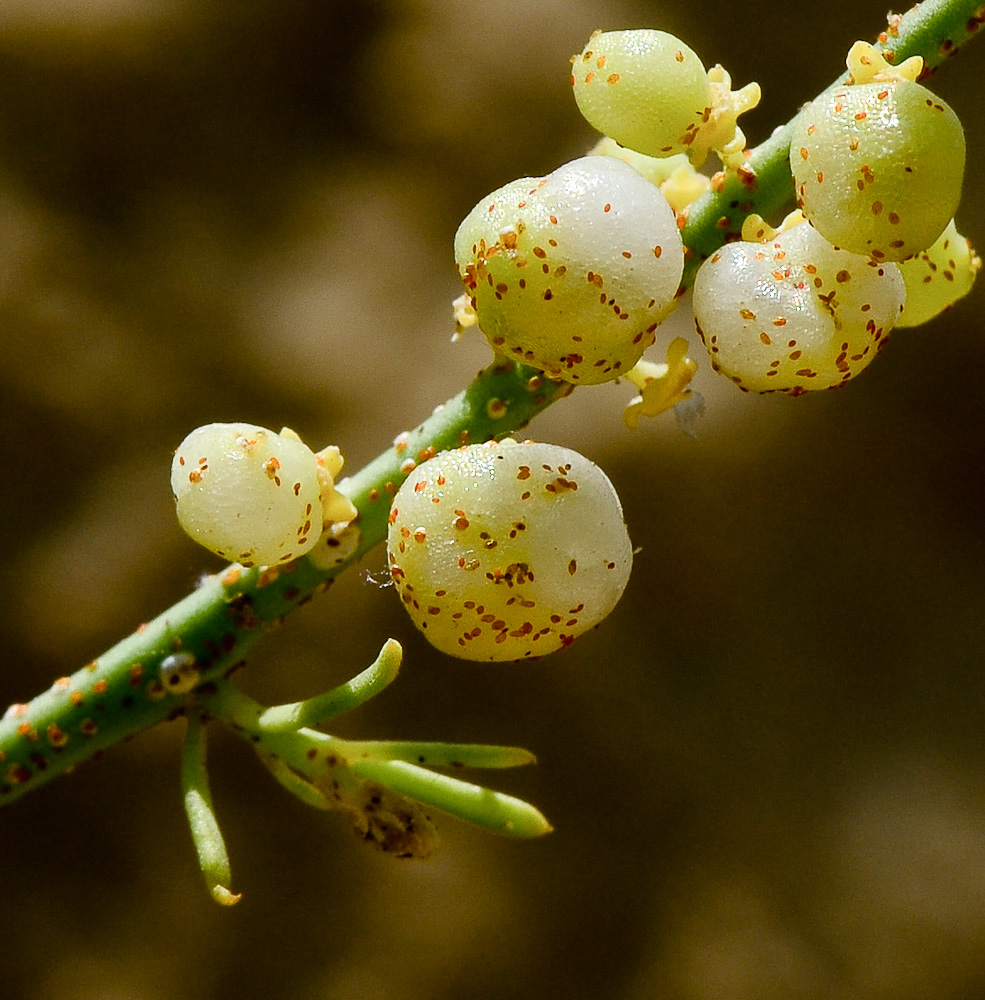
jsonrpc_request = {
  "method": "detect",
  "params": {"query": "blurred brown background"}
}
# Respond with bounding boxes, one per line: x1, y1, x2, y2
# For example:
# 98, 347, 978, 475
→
1, 2, 984, 998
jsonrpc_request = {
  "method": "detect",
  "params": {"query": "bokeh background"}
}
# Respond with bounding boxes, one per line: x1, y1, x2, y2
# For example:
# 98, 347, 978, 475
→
1, 1, 984, 998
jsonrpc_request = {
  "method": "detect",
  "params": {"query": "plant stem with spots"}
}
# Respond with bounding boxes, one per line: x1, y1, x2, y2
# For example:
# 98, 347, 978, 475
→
1, 0, 980, 808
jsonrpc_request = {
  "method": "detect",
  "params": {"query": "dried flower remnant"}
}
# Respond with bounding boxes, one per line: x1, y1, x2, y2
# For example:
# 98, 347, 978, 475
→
622, 338, 698, 429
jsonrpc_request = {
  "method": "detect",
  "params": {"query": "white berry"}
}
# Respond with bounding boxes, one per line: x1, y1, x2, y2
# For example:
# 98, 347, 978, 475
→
454, 155, 683, 384
693, 221, 905, 393
386, 440, 633, 661
171, 423, 322, 567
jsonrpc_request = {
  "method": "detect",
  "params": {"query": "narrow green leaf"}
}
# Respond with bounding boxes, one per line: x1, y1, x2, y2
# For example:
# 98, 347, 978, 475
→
341, 740, 536, 769
254, 747, 332, 811
351, 759, 552, 839
181, 715, 241, 906
257, 639, 402, 732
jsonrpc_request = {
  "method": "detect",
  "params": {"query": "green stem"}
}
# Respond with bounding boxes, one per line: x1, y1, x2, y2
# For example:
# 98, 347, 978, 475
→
181, 714, 240, 906
883, 0, 985, 68
1, 0, 979, 807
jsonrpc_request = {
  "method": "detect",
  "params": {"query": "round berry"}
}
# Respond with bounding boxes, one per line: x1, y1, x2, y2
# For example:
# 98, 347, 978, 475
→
791, 79, 965, 262
572, 30, 711, 159
693, 221, 905, 393
454, 155, 683, 384
386, 439, 633, 661
171, 423, 322, 566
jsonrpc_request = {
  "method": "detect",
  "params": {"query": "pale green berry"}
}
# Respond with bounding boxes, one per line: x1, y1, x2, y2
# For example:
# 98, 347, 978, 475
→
386, 439, 633, 662
693, 222, 905, 394
896, 220, 979, 328
571, 29, 711, 159
791, 79, 965, 262
454, 155, 683, 385
572, 31, 760, 168
171, 422, 322, 567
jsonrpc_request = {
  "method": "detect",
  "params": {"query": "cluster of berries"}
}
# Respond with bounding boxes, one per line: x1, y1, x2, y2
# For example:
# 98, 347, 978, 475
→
171, 30, 977, 662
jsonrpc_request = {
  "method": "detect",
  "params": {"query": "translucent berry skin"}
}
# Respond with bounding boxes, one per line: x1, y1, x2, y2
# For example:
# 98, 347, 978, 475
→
386, 440, 633, 662
791, 80, 965, 262
171, 423, 322, 567
693, 223, 905, 394
571, 29, 710, 159
896, 220, 978, 328
454, 156, 683, 385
